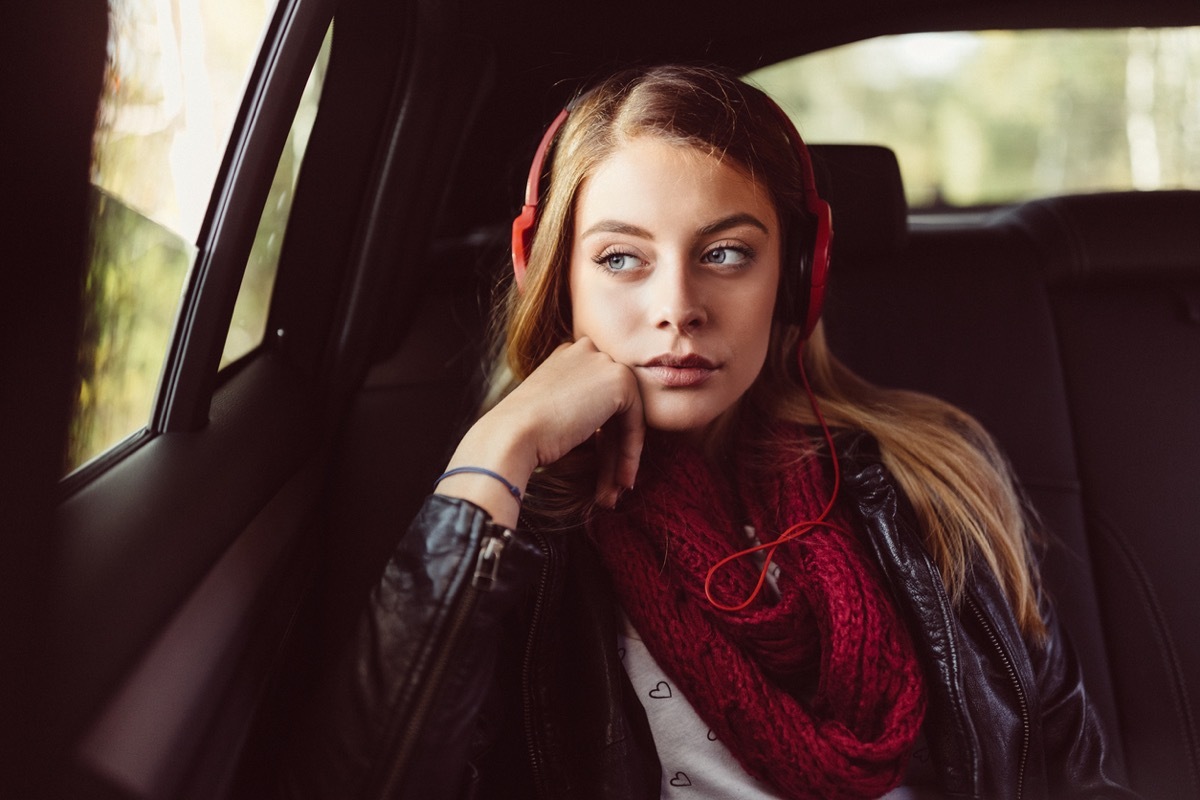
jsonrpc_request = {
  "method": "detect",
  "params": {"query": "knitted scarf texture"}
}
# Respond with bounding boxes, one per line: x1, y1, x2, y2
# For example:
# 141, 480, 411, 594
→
588, 425, 926, 799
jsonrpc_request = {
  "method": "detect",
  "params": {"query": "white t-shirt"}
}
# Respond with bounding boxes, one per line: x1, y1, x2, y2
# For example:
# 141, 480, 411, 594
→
618, 619, 940, 799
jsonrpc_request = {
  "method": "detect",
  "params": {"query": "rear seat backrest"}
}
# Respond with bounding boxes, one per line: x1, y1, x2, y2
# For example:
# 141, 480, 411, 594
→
1013, 192, 1200, 798
817, 146, 1200, 797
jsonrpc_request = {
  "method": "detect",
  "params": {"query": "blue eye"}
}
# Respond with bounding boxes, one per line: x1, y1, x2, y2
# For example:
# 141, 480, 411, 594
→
595, 251, 642, 272
703, 246, 751, 266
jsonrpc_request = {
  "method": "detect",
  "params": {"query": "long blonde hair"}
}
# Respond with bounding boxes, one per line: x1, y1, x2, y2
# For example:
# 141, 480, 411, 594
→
489, 65, 1045, 640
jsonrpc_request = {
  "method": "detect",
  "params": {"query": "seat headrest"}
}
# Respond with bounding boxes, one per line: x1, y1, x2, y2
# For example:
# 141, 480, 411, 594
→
1009, 191, 1200, 281
808, 144, 908, 257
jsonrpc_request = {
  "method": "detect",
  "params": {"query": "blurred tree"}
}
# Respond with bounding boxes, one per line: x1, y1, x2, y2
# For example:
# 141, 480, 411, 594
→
69, 190, 191, 470
65, 0, 275, 472
751, 29, 1199, 209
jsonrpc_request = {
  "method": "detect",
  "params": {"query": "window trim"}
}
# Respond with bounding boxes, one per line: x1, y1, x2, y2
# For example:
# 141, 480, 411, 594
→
155, 0, 336, 435
61, 0, 335, 492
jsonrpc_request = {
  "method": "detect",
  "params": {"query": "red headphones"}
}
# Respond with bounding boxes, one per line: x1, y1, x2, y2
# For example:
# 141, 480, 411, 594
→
511, 107, 569, 294
510, 96, 833, 339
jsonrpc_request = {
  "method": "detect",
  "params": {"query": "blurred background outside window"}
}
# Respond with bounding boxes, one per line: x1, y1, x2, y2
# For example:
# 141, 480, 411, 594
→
68, 0, 329, 473
751, 28, 1200, 209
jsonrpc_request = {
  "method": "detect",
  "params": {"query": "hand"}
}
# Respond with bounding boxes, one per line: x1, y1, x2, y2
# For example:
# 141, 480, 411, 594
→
437, 338, 645, 526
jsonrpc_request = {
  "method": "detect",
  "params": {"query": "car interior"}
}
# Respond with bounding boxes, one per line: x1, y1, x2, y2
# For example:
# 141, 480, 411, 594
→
7, 0, 1200, 798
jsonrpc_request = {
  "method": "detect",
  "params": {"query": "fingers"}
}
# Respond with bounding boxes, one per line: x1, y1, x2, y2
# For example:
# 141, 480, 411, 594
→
475, 337, 645, 509
593, 363, 645, 508
594, 428, 621, 508
612, 377, 645, 498
488, 340, 637, 459
546, 339, 645, 507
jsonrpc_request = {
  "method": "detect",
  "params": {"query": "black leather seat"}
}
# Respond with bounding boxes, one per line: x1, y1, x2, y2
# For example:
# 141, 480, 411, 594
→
1014, 190, 1200, 798
819, 144, 1200, 799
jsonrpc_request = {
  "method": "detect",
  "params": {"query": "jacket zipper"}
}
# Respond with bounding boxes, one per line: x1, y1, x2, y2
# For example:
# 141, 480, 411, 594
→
521, 531, 553, 797
371, 528, 511, 799
966, 595, 1030, 800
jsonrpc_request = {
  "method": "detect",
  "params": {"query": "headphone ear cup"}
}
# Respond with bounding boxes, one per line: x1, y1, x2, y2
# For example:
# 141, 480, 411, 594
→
761, 96, 832, 339
803, 197, 832, 338
777, 213, 817, 328
776, 198, 831, 336
512, 108, 571, 293
511, 204, 537, 291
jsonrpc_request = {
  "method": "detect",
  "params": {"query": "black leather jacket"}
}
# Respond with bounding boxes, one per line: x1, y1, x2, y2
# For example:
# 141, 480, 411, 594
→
280, 435, 1138, 800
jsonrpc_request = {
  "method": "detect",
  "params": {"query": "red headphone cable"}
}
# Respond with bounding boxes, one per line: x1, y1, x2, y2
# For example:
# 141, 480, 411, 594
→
703, 342, 846, 612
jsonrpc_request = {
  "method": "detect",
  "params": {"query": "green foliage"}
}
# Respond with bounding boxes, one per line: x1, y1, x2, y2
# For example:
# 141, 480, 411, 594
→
220, 120, 297, 368
751, 29, 1200, 208
65, 17, 332, 474
67, 189, 191, 471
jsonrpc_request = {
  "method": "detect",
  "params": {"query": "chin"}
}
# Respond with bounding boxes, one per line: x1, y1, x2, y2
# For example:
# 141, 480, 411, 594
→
643, 402, 732, 440
646, 418, 714, 436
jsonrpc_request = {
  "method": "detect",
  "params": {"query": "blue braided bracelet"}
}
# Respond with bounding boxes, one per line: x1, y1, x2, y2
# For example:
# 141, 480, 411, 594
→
435, 466, 522, 505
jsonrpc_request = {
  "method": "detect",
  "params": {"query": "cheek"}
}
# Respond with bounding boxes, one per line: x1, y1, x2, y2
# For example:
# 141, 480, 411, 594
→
739, 319, 774, 378
567, 259, 592, 339
570, 269, 609, 342
740, 270, 781, 338
732, 274, 780, 374
568, 269, 594, 340
569, 267, 638, 343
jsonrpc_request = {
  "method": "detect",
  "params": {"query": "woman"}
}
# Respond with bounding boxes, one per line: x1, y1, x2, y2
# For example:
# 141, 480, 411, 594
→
282, 65, 1136, 800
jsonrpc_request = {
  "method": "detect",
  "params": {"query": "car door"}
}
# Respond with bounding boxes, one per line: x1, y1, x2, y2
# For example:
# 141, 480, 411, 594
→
3, 1, 109, 794
50, 0, 339, 795
6, 0, 506, 794
8, 0, 339, 796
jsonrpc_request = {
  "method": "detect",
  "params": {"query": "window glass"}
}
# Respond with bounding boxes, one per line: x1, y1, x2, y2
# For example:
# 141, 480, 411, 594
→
749, 28, 1200, 209
221, 26, 332, 369
67, 0, 279, 473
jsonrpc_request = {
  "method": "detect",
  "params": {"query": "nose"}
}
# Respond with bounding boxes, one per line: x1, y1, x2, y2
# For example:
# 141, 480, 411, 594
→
654, 262, 708, 333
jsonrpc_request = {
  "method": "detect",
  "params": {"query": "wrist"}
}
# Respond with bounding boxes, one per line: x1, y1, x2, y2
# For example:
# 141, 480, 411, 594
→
436, 419, 537, 528
435, 467, 522, 505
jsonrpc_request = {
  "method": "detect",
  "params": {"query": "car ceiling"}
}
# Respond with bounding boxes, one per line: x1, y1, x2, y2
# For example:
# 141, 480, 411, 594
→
468, 0, 1199, 65
462, 0, 1200, 103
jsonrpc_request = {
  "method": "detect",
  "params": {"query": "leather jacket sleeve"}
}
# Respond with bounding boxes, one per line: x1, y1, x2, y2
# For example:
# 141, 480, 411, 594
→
278, 494, 544, 800
1031, 599, 1141, 799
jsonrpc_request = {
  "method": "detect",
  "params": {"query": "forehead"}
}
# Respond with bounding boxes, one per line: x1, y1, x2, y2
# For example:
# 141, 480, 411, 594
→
575, 136, 778, 232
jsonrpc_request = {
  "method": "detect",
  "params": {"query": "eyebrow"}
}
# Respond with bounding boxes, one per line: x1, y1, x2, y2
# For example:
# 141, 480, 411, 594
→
579, 213, 770, 241
578, 220, 653, 239
698, 213, 770, 237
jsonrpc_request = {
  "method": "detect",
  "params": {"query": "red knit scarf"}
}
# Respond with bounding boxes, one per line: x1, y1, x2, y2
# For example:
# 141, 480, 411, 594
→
588, 425, 926, 799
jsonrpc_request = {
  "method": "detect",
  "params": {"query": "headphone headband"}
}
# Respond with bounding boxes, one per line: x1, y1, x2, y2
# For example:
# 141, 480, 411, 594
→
511, 108, 569, 292
510, 92, 833, 338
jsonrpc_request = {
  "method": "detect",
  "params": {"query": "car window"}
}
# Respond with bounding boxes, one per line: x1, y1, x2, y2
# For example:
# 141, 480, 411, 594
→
66, 0, 316, 473
220, 26, 331, 369
749, 28, 1200, 209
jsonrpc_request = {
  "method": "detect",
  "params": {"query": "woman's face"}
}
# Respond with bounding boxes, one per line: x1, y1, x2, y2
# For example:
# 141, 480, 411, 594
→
569, 136, 781, 436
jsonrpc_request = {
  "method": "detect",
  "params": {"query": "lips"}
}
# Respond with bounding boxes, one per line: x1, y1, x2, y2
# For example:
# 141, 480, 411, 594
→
641, 353, 719, 388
